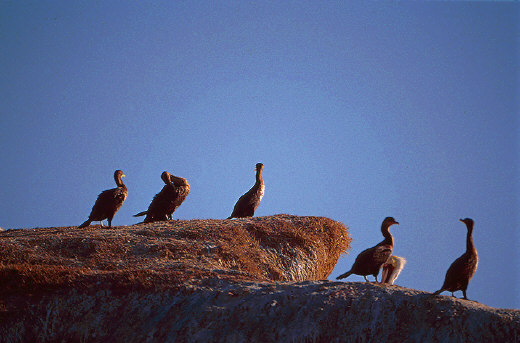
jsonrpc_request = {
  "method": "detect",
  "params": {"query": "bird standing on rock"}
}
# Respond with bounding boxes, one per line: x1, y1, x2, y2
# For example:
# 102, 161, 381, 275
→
336, 217, 399, 282
228, 163, 264, 219
434, 218, 478, 300
78, 170, 128, 228
381, 256, 407, 285
166, 173, 190, 220
134, 171, 190, 222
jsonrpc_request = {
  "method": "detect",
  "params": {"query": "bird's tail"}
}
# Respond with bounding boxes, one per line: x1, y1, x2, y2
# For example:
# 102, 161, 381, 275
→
336, 271, 353, 280
133, 211, 147, 217
78, 219, 91, 228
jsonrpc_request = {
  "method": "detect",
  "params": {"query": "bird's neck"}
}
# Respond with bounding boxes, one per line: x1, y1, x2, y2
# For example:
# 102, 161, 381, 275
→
115, 175, 125, 187
466, 226, 475, 253
381, 224, 393, 246
161, 173, 172, 185
255, 170, 263, 186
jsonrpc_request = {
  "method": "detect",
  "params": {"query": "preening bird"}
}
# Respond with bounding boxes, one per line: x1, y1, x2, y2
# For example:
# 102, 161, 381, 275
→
434, 218, 478, 300
133, 171, 190, 223
166, 173, 190, 220
381, 256, 407, 285
78, 170, 128, 228
228, 163, 264, 219
336, 217, 399, 282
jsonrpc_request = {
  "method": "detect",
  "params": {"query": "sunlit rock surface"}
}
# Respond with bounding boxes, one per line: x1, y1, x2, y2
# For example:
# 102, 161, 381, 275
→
0, 215, 518, 342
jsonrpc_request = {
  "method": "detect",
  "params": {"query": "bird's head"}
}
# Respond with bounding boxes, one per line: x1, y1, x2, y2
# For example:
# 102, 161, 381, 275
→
161, 171, 172, 184
459, 218, 474, 227
383, 217, 399, 227
114, 170, 125, 178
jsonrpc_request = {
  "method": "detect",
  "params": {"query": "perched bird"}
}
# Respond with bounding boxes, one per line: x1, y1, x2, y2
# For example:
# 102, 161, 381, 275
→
336, 217, 399, 282
133, 171, 190, 222
434, 218, 478, 300
167, 173, 190, 220
381, 256, 407, 285
78, 170, 128, 228
228, 163, 264, 219
134, 171, 174, 222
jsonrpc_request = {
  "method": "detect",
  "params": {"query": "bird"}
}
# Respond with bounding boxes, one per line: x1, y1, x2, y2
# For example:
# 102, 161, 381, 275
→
133, 171, 174, 222
166, 173, 190, 220
133, 171, 190, 223
381, 256, 407, 285
336, 217, 399, 282
434, 218, 478, 300
228, 163, 264, 219
78, 170, 128, 228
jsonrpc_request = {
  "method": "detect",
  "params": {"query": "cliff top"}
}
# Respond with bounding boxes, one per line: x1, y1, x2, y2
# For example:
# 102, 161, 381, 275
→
0, 214, 350, 296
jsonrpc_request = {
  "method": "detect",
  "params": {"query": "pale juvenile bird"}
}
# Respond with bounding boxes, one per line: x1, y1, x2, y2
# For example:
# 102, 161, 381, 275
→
381, 256, 407, 285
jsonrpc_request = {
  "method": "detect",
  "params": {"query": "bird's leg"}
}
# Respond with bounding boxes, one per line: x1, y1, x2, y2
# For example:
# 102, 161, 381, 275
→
363, 276, 369, 282
462, 290, 468, 300
108, 219, 112, 228
375, 275, 379, 283
100, 221, 104, 227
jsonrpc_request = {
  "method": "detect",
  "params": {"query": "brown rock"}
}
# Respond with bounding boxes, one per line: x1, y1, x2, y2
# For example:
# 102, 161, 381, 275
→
0, 215, 518, 342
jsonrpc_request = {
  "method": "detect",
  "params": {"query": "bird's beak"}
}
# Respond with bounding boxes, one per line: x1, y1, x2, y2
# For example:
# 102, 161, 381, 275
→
459, 218, 463, 222
395, 221, 399, 225
122, 174, 126, 178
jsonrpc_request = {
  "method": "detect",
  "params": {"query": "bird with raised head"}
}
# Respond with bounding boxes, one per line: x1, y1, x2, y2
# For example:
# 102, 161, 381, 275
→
228, 163, 264, 219
434, 218, 478, 300
336, 217, 399, 282
78, 170, 128, 228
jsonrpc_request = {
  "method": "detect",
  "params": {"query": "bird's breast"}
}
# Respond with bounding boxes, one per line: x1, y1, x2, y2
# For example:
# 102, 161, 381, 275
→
258, 184, 265, 200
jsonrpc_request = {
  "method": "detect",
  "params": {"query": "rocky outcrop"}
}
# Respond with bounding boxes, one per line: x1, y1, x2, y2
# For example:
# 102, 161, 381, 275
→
0, 215, 518, 342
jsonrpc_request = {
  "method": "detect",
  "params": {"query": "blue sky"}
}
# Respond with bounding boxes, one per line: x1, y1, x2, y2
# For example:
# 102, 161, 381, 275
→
1, 2, 518, 309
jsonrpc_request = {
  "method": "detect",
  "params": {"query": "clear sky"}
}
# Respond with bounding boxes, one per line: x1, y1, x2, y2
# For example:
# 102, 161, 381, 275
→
1, 2, 518, 309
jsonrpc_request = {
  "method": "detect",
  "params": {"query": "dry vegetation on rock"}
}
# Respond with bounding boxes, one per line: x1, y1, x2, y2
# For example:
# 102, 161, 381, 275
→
0, 214, 350, 295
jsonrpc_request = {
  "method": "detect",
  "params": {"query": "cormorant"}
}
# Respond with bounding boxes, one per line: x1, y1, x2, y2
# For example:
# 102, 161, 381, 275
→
228, 163, 264, 219
336, 217, 399, 282
167, 173, 190, 220
133, 171, 190, 223
434, 218, 478, 300
78, 170, 128, 228
381, 256, 407, 285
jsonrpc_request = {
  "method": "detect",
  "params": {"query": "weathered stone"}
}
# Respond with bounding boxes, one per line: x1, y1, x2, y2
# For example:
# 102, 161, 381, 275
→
0, 215, 518, 342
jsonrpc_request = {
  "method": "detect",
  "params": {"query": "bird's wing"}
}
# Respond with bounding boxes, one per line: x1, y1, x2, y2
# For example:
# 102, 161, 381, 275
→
372, 245, 393, 263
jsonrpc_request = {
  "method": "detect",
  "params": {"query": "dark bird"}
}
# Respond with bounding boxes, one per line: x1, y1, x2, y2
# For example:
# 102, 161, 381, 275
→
336, 217, 399, 282
434, 218, 478, 300
381, 255, 407, 285
78, 170, 128, 228
133, 171, 190, 223
228, 163, 264, 219
167, 173, 190, 220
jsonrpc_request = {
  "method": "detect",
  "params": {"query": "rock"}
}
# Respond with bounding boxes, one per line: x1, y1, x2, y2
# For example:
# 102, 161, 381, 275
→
0, 215, 518, 342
